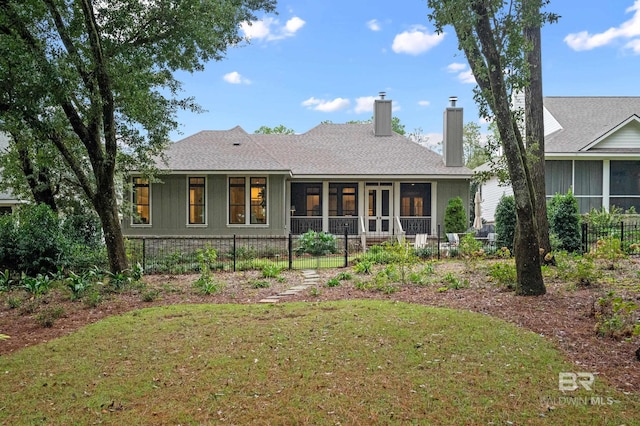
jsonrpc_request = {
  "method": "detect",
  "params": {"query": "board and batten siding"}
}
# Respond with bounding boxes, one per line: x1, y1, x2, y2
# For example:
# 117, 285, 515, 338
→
123, 174, 288, 237
435, 179, 471, 233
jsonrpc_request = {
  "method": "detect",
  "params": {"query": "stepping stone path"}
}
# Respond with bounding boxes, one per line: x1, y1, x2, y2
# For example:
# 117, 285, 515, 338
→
258, 270, 319, 303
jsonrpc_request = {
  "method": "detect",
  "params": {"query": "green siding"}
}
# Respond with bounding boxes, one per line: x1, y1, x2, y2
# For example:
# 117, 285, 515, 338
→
436, 179, 471, 234
123, 174, 288, 237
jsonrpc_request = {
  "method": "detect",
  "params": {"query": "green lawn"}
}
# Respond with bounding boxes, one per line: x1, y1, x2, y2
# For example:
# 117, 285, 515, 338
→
1, 301, 637, 425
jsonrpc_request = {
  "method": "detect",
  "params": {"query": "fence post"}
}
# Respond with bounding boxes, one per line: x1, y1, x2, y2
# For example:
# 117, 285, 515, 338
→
142, 238, 146, 272
581, 222, 588, 254
620, 221, 625, 251
344, 226, 349, 268
288, 233, 293, 270
437, 224, 441, 260
233, 234, 237, 272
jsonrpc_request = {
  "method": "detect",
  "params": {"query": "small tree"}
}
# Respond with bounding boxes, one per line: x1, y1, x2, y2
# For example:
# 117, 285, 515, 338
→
548, 190, 581, 253
444, 197, 467, 234
495, 195, 516, 253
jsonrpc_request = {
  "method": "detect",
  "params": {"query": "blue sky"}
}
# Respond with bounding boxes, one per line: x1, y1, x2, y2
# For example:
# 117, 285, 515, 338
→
171, 0, 640, 146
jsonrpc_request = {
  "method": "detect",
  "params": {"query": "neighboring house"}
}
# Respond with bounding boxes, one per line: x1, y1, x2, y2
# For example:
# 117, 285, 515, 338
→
122, 96, 472, 239
477, 96, 640, 222
0, 133, 24, 214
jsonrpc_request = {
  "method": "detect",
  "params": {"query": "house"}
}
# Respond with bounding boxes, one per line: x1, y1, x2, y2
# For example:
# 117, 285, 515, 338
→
0, 133, 24, 214
122, 96, 472, 240
477, 96, 640, 222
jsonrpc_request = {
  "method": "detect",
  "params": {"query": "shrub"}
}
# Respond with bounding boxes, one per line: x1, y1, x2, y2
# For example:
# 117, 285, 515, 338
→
193, 246, 222, 294
296, 230, 338, 256
591, 237, 625, 270
336, 271, 352, 281
414, 245, 437, 259
21, 273, 52, 295
441, 272, 468, 290
141, 289, 160, 302
495, 195, 516, 252
326, 277, 341, 287
488, 262, 517, 290
548, 190, 581, 253
593, 291, 640, 339
570, 256, 599, 286
15, 204, 65, 274
36, 306, 65, 328
0, 269, 13, 291
459, 233, 483, 258
353, 260, 373, 274
5, 295, 22, 309
261, 263, 282, 279
250, 280, 270, 289
66, 271, 92, 301
444, 197, 467, 234
0, 214, 18, 272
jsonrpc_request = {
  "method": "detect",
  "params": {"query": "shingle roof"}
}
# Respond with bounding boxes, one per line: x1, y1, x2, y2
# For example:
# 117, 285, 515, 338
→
162, 123, 471, 178
544, 97, 640, 153
162, 126, 288, 172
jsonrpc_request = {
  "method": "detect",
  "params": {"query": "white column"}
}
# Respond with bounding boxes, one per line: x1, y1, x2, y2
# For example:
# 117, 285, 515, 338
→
602, 160, 610, 212
322, 181, 329, 232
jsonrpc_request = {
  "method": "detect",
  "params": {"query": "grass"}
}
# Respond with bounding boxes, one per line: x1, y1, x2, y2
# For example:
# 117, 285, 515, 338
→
1, 300, 638, 425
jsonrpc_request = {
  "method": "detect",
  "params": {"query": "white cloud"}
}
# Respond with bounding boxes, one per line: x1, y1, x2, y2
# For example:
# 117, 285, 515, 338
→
392, 25, 445, 55
564, 0, 640, 53
446, 62, 476, 84
418, 100, 430, 107
302, 97, 350, 112
458, 69, 476, 84
625, 38, 640, 53
223, 71, 251, 85
367, 19, 381, 31
241, 16, 306, 42
354, 96, 376, 114
285, 17, 306, 35
446, 62, 467, 72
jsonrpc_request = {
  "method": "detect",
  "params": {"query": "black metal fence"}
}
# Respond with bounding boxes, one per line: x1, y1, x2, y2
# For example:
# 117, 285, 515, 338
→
125, 229, 452, 274
581, 221, 640, 254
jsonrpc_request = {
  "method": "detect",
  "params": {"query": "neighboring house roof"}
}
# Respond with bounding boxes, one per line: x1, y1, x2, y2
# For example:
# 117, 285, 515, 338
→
544, 96, 640, 153
162, 123, 472, 179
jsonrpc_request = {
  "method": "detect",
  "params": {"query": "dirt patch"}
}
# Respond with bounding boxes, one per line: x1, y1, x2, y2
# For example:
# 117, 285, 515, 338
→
1, 261, 639, 394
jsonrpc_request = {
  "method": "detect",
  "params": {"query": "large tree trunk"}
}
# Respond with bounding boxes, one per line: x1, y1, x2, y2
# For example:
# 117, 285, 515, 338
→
93, 178, 128, 273
470, 1, 546, 295
14, 135, 57, 212
524, 0, 552, 259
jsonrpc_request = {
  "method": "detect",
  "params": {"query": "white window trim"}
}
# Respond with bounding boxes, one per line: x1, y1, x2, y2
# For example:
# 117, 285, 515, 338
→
131, 176, 152, 227
227, 175, 269, 227
186, 175, 208, 227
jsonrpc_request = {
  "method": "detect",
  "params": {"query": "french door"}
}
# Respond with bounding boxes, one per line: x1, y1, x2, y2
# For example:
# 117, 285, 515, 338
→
366, 185, 392, 234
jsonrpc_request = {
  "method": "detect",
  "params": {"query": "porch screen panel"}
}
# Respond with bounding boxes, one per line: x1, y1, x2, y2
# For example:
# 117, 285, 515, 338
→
574, 161, 602, 214
610, 161, 640, 195
189, 177, 205, 224
400, 183, 431, 216
545, 160, 571, 196
610, 160, 640, 211
329, 183, 357, 216
290, 183, 322, 216
132, 177, 150, 224
229, 177, 245, 224
250, 178, 267, 224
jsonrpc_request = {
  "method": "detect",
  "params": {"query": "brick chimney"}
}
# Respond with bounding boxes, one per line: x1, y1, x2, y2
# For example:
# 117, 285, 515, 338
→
374, 92, 392, 136
443, 96, 464, 167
